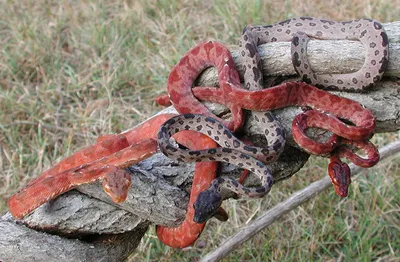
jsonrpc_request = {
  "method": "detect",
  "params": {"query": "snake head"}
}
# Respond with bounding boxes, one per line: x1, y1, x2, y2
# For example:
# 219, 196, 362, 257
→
102, 169, 132, 203
193, 190, 222, 224
328, 160, 351, 198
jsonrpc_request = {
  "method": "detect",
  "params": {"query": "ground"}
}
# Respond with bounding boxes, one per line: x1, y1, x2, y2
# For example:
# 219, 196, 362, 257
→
0, 0, 399, 261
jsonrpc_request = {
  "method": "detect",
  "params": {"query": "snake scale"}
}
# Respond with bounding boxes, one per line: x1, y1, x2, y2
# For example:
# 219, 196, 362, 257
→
8, 17, 387, 249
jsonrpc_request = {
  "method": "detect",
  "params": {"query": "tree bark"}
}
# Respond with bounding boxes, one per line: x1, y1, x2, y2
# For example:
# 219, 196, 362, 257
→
1, 21, 400, 262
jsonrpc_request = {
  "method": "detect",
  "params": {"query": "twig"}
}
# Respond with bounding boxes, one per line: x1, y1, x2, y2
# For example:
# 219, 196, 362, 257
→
200, 140, 400, 262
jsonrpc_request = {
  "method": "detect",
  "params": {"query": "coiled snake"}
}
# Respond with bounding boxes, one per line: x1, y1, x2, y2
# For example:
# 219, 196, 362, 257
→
158, 113, 285, 223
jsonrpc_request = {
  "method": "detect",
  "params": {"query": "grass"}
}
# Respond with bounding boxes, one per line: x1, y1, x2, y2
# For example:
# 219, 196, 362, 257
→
1, 0, 399, 261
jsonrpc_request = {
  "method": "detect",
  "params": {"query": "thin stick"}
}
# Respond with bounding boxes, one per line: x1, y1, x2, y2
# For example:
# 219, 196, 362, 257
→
200, 140, 400, 262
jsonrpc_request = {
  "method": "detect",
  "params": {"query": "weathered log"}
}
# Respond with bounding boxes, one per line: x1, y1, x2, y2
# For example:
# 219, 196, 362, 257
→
1, 21, 400, 262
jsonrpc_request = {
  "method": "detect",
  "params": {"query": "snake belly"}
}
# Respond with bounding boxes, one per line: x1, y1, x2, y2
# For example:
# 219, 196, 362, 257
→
239, 17, 389, 91
158, 113, 285, 222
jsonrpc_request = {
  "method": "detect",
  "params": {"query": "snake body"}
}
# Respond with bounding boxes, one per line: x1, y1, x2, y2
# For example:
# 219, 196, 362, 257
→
8, 138, 158, 219
239, 17, 389, 91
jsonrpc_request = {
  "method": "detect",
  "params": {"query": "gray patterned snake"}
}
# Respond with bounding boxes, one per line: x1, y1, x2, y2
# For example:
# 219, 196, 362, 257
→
158, 113, 285, 222
239, 17, 389, 91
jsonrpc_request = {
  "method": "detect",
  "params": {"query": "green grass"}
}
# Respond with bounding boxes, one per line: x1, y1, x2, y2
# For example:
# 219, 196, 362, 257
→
1, 0, 399, 261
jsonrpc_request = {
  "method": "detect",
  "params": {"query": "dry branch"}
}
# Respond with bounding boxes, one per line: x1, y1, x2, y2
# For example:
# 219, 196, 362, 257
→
1, 21, 400, 262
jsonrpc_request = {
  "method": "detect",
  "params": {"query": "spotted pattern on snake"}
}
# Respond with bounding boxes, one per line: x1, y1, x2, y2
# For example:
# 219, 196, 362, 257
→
158, 113, 284, 222
239, 17, 389, 91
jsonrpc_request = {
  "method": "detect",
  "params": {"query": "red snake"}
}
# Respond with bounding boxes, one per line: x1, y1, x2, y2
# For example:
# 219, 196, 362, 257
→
8, 112, 229, 248
8, 17, 386, 248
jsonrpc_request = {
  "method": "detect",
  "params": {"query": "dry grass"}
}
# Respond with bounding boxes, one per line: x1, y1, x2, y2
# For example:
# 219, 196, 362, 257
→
1, 0, 399, 261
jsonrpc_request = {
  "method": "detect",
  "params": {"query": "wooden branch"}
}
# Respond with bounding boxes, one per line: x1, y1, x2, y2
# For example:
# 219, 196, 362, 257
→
0, 211, 149, 262
1, 21, 400, 261
199, 140, 400, 262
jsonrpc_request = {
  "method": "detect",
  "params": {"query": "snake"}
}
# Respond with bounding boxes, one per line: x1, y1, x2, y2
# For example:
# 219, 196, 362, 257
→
7, 135, 159, 219
154, 113, 285, 247
239, 17, 389, 91
8, 111, 224, 249
157, 113, 285, 223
